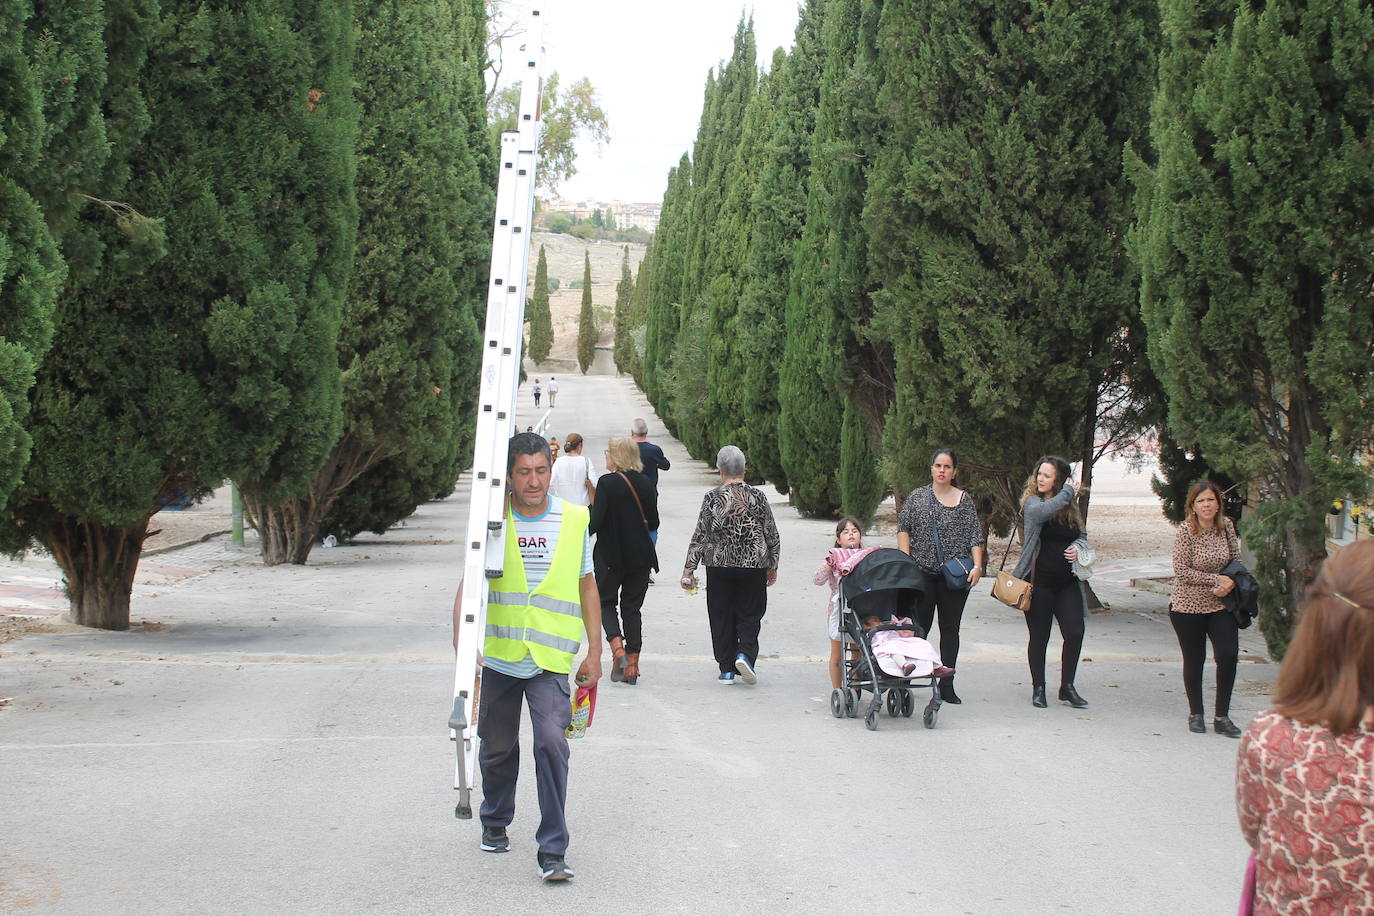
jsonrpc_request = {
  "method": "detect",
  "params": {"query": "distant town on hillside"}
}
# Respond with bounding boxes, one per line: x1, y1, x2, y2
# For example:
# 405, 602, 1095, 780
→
543, 198, 661, 234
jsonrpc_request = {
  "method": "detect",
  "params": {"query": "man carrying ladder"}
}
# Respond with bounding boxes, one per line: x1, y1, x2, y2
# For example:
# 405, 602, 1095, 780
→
454, 432, 602, 881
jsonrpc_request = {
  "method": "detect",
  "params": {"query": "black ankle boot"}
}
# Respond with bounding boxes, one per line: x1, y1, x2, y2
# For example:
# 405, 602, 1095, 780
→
1058, 684, 1088, 708
1031, 685, 1047, 708
939, 679, 961, 704
1214, 716, 1242, 738
1188, 714, 1206, 733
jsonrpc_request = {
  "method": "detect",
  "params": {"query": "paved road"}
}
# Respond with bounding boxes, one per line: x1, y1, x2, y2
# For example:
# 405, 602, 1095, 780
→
0, 371, 1270, 914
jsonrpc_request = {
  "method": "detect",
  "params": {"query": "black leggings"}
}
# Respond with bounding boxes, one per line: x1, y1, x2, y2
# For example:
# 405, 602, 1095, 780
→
1026, 580, 1086, 688
915, 573, 970, 674
597, 565, 651, 653
1169, 609, 1238, 717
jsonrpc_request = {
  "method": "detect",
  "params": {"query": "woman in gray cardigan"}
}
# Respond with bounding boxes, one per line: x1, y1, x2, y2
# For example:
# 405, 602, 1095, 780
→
1016, 456, 1088, 709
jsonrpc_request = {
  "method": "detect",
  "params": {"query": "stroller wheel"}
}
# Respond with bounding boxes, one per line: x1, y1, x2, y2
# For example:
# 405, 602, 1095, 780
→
829, 689, 845, 719
923, 701, 939, 729
885, 689, 900, 717
844, 688, 859, 718
865, 707, 879, 731
901, 689, 914, 717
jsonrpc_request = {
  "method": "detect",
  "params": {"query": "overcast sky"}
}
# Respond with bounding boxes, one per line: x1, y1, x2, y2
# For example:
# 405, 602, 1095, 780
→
496, 1, 803, 204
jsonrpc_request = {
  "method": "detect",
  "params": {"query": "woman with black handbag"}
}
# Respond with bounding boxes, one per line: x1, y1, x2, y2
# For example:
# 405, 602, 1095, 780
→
1017, 456, 1088, 709
1169, 480, 1244, 736
896, 448, 985, 703
589, 437, 659, 685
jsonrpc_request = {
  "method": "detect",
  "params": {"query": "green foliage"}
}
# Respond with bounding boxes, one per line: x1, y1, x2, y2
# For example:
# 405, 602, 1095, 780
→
0, 0, 112, 514
1150, 432, 1245, 525
488, 72, 608, 193
5, 0, 357, 626
527, 245, 552, 363
612, 246, 633, 373
301, 0, 491, 561
577, 252, 595, 373
866, 0, 1156, 523
738, 7, 826, 494
1130, 0, 1374, 658
840, 400, 885, 524
642, 155, 691, 411
545, 213, 574, 233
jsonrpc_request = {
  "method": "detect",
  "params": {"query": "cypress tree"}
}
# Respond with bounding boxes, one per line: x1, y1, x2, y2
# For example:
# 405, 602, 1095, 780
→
0, 0, 119, 513
1130, 0, 1374, 657
738, 1, 828, 493
6, 0, 356, 628
577, 251, 595, 373
866, 0, 1156, 521
264, 0, 491, 562
527, 245, 553, 364
642, 155, 690, 418
778, 0, 875, 517
625, 236, 654, 385
612, 246, 633, 373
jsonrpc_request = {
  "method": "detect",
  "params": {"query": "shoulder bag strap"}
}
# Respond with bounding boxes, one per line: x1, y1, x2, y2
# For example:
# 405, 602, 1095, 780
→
997, 521, 1020, 573
616, 472, 649, 531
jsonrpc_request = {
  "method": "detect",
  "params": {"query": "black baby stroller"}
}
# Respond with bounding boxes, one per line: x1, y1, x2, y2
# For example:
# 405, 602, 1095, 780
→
829, 548, 943, 731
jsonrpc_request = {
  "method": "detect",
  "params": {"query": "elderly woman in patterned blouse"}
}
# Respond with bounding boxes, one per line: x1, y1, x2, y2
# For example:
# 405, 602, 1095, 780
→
896, 448, 985, 704
681, 445, 780, 686
1170, 480, 1243, 736
1236, 539, 1374, 916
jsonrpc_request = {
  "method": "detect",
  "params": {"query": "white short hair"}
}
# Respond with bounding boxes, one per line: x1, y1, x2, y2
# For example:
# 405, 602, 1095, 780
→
716, 445, 746, 477
631, 418, 649, 437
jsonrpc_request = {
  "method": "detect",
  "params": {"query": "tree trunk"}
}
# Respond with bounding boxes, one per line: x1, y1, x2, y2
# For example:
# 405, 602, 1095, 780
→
46, 517, 151, 631
244, 434, 389, 566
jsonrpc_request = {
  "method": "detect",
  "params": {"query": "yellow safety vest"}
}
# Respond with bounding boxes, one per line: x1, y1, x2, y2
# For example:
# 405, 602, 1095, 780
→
485, 501, 588, 674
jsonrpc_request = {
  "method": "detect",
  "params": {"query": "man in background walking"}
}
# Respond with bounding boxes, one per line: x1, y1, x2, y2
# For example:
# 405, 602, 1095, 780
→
548, 376, 559, 407
631, 419, 670, 560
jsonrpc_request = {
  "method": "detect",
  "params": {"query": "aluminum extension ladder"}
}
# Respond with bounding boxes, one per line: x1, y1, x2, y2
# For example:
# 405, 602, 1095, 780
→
449, 6, 545, 820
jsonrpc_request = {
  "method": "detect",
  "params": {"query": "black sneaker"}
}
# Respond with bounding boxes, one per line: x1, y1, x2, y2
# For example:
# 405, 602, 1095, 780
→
537, 851, 574, 881
480, 825, 509, 853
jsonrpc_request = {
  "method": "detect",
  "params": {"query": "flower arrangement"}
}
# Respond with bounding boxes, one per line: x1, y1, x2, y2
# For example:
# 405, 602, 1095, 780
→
1349, 503, 1374, 536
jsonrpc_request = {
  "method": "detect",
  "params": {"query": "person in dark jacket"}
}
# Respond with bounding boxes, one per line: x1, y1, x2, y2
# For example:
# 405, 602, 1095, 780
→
590, 437, 659, 685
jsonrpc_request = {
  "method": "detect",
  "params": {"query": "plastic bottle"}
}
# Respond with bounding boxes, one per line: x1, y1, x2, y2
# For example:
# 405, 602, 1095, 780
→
565, 683, 596, 739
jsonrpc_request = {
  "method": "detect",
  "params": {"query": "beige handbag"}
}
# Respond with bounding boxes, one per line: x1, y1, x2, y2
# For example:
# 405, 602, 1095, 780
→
990, 525, 1035, 611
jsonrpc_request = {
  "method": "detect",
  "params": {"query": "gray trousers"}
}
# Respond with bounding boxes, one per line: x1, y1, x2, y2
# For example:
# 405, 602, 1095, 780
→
478, 667, 573, 854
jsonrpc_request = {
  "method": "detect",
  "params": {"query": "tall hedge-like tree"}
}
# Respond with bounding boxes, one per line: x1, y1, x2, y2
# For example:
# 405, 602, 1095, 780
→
5, 1, 356, 628
260, 0, 490, 563
738, 2, 827, 493
612, 246, 633, 373
866, 0, 1156, 520
527, 244, 552, 363
0, 0, 115, 514
642, 155, 690, 415
1131, 0, 1374, 657
577, 251, 595, 373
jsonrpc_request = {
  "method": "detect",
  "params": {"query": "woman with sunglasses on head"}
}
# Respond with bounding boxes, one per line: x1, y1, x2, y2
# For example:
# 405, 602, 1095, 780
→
1017, 456, 1088, 709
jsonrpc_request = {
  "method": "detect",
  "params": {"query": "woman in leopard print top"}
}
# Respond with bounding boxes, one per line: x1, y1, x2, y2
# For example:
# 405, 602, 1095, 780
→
681, 445, 780, 685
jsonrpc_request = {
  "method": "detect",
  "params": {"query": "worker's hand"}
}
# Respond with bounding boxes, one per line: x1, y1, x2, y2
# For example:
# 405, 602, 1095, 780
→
574, 655, 601, 687
766, 569, 778, 587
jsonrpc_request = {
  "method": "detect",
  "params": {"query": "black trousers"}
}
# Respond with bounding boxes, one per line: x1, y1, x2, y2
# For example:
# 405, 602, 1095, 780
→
705, 566, 768, 672
915, 572, 971, 675
1026, 579, 1086, 687
1169, 609, 1239, 717
596, 564, 651, 653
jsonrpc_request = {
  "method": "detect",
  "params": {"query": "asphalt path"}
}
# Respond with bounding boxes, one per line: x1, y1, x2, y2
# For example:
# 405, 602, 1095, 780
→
0, 368, 1271, 914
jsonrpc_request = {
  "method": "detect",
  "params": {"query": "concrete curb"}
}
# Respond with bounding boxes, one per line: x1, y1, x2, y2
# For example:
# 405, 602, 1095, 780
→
141, 529, 233, 558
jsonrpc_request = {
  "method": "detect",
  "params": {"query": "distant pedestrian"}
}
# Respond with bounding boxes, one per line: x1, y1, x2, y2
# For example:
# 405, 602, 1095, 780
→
533, 378, 542, 408
1170, 480, 1243, 737
548, 437, 560, 460
590, 437, 659, 685
548, 377, 559, 407
1236, 539, 1374, 916
631, 418, 670, 549
681, 445, 780, 686
549, 433, 595, 507
1017, 456, 1088, 710
454, 432, 601, 882
895, 448, 985, 704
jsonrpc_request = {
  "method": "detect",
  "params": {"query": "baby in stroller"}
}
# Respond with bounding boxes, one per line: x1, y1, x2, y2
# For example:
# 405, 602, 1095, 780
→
860, 614, 955, 679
